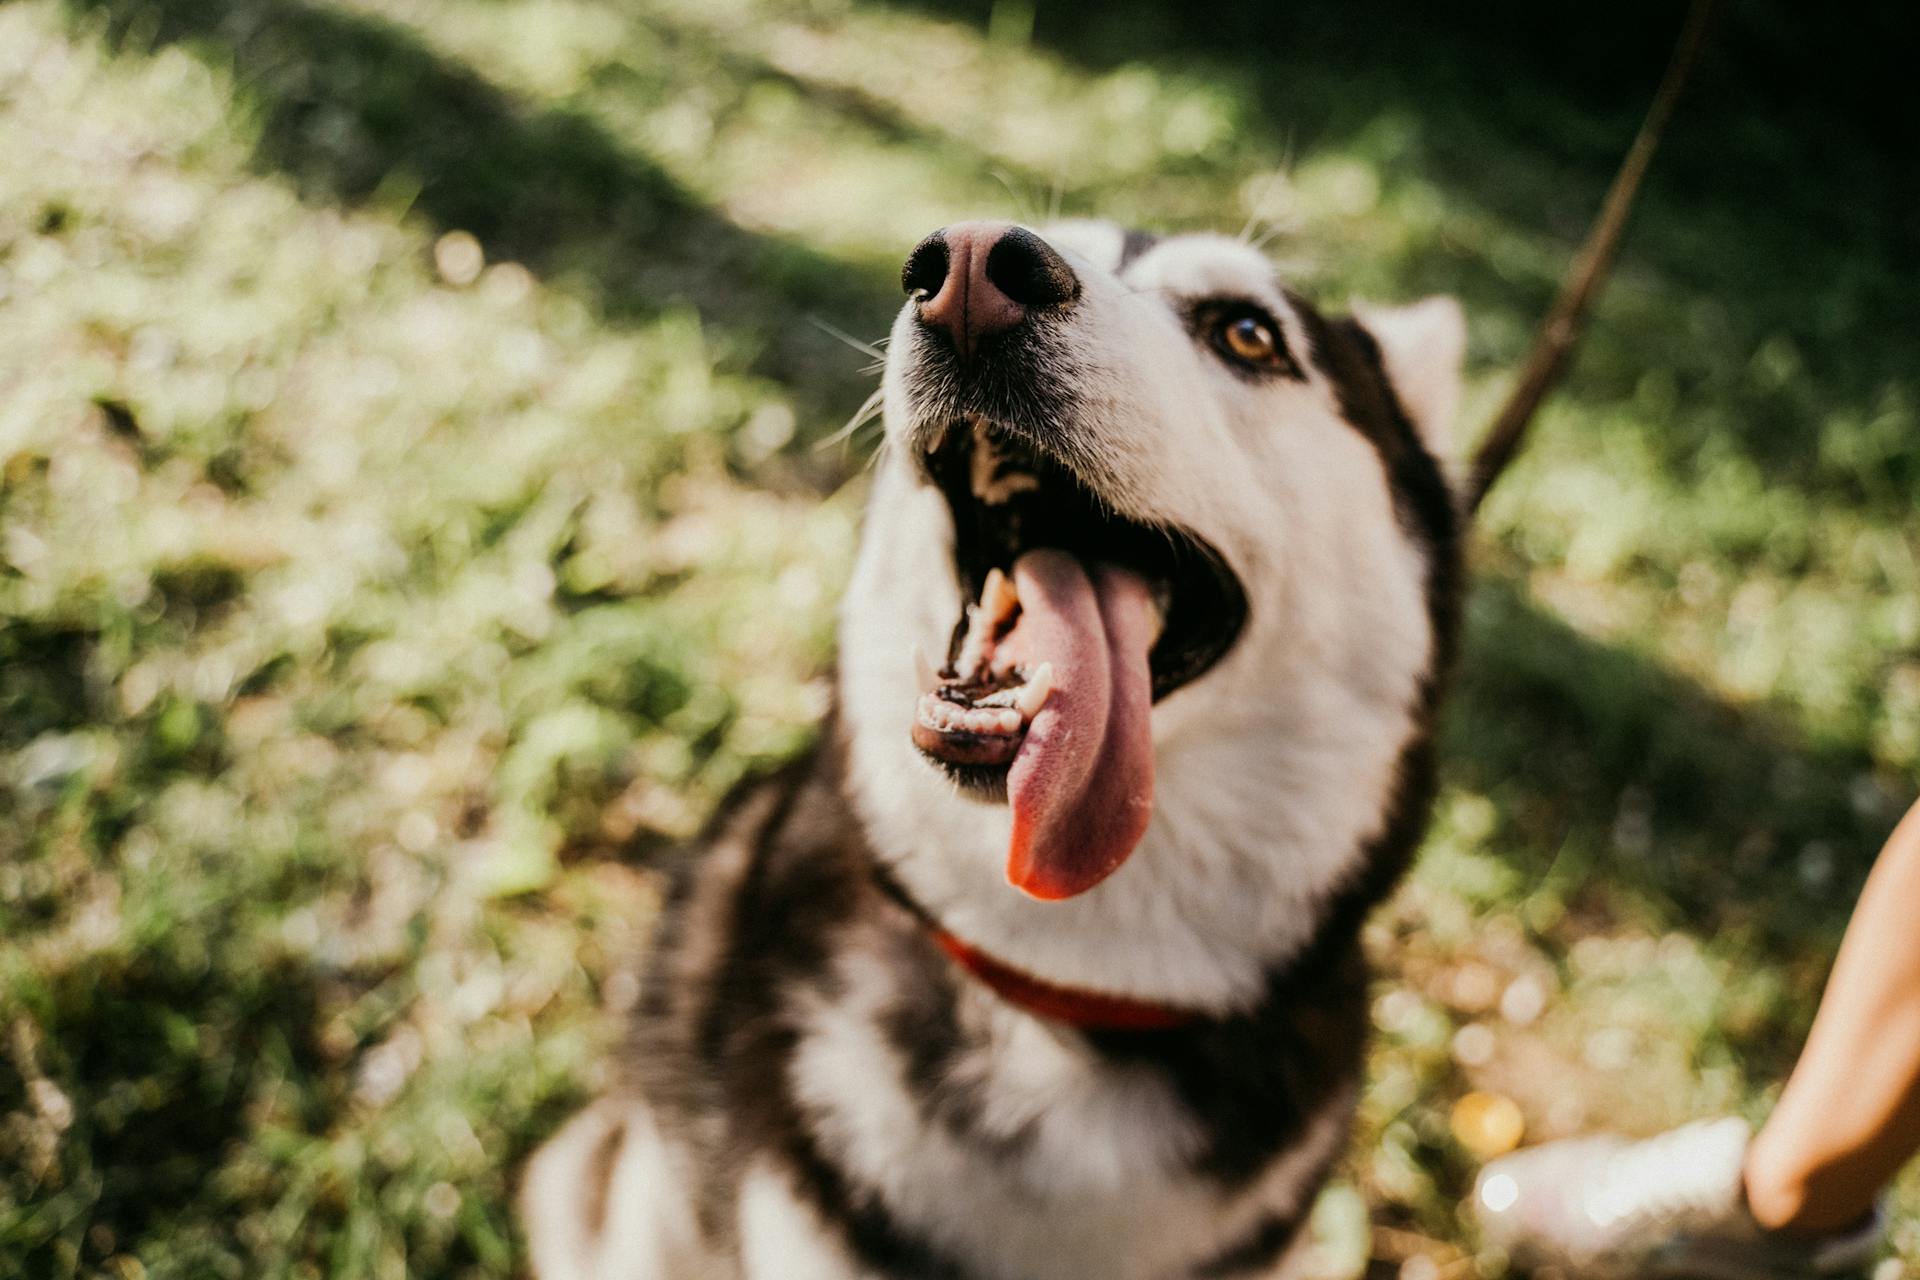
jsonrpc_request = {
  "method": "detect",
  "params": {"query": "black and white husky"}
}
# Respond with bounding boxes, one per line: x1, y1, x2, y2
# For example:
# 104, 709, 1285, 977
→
522, 220, 1467, 1280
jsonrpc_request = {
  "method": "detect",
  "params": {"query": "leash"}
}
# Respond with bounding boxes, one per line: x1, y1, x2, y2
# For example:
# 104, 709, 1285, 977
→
1464, 0, 1723, 515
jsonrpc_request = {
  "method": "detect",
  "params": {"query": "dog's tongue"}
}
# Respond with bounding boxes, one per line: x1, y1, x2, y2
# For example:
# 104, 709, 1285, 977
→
1004, 550, 1156, 900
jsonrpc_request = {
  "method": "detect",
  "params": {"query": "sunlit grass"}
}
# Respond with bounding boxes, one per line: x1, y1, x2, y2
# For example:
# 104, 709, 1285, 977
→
2, 0, 1915, 1275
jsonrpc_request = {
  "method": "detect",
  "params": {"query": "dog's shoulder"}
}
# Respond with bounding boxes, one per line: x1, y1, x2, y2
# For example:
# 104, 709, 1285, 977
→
618, 728, 874, 1109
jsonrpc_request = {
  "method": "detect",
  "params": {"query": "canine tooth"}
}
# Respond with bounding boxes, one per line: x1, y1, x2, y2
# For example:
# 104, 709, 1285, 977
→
980, 567, 1018, 624
912, 645, 937, 695
1016, 663, 1054, 718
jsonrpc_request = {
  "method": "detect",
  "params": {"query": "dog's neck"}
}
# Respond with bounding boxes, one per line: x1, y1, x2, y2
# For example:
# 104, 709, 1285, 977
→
931, 928, 1205, 1031
871, 865, 1206, 1030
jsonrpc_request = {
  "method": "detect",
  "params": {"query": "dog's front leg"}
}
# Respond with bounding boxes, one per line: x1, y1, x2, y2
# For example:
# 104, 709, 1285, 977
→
520, 1100, 717, 1280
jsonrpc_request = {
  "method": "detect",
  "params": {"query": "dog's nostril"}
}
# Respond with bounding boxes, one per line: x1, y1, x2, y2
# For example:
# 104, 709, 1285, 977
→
984, 228, 1079, 311
901, 232, 950, 300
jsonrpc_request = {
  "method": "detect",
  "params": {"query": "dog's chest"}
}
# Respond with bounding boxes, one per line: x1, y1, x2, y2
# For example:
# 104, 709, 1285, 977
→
761, 931, 1346, 1280
629, 760, 1370, 1280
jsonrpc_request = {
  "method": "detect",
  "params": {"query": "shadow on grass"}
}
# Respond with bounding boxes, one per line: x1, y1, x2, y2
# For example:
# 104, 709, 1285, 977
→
53, 0, 1915, 955
2, 949, 330, 1270
1448, 575, 1905, 953
892, 0, 1920, 508
52, 0, 1916, 968
63, 0, 902, 466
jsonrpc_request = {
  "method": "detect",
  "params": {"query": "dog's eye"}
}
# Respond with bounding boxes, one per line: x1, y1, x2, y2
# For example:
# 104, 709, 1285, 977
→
1222, 315, 1278, 364
1197, 303, 1295, 375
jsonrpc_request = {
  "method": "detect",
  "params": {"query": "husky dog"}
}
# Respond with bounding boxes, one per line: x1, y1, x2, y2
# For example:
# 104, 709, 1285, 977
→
522, 220, 1466, 1280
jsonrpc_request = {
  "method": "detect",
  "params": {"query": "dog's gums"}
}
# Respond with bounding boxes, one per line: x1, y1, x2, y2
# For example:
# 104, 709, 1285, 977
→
910, 570, 1061, 751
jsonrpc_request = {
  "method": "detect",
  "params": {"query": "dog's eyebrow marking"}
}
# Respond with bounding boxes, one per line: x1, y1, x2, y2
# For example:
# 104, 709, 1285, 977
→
1117, 228, 1160, 271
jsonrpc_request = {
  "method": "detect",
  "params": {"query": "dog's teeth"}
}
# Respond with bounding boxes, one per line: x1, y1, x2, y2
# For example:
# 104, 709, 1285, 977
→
955, 707, 1020, 735
912, 645, 937, 695
980, 567, 1018, 623
1016, 662, 1054, 718
917, 690, 1026, 739
954, 604, 988, 681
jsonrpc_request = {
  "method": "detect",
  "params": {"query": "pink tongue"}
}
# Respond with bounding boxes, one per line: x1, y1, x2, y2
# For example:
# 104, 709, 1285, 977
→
1003, 550, 1157, 900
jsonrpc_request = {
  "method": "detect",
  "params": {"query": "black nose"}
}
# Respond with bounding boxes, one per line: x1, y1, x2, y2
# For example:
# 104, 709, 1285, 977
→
903, 222, 1079, 355
982, 227, 1079, 310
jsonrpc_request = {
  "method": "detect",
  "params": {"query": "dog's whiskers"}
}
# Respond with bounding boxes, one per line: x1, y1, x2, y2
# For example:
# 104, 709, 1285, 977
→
810, 315, 888, 361
989, 168, 1034, 223
817, 384, 887, 452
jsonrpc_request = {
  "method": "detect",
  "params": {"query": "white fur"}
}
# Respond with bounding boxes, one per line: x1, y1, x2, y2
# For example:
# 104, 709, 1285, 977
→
842, 227, 1457, 1014
520, 1100, 720, 1280
738, 1163, 878, 1280
1352, 295, 1467, 451
782, 938, 1348, 1279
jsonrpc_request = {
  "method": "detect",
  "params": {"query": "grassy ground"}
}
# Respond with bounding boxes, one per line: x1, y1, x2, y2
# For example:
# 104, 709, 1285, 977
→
1, 0, 1916, 1276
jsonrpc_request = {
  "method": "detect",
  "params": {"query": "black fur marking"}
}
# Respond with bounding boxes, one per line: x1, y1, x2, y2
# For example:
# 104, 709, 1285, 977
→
628, 739, 977, 1277
583, 1119, 624, 1239
781, 1120, 973, 1280
1085, 921, 1367, 1188
1117, 227, 1161, 270
1290, 294, 1463, 650
1190, 1210, 1310, 1278
878, 928, 1040, 1161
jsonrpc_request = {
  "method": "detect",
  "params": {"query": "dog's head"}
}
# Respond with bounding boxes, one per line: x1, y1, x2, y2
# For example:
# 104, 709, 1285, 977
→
838, 220, 1464, 1012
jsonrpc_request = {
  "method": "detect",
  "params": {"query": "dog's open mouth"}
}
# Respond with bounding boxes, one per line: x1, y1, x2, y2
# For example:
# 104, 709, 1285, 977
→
910, 417, 1248, 899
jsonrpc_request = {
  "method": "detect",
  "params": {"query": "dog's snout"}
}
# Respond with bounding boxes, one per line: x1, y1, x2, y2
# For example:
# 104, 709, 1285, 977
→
903, 222, 1078, 356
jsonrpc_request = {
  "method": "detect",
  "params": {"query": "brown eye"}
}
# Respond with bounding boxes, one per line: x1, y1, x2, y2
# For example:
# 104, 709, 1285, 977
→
1195, 300, 1300, 378
1222, 315, 1278, 363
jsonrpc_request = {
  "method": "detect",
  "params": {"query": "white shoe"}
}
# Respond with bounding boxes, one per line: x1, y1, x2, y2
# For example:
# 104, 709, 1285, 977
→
1472, 1117, 1883, 1278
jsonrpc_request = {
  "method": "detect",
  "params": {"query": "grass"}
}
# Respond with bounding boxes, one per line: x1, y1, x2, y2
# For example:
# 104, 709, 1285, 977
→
0, 0, 1914, 1275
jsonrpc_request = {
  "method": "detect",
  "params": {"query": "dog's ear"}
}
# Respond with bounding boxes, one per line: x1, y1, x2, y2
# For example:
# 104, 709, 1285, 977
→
1353, 296, 1466, 455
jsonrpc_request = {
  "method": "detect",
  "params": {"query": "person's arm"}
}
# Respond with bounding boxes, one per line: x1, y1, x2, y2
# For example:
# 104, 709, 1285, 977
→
1746, 798, 1920, 1232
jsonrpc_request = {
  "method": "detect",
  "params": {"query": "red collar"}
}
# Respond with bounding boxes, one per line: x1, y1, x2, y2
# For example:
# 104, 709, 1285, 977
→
931, 928, 1205, 1032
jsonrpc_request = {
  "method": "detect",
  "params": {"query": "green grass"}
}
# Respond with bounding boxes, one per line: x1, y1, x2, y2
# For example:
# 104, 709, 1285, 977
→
1, 0, 1915, 1275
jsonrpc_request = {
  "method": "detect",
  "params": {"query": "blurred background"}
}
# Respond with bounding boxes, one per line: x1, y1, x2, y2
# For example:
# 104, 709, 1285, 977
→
2, 0, 1916, 1276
